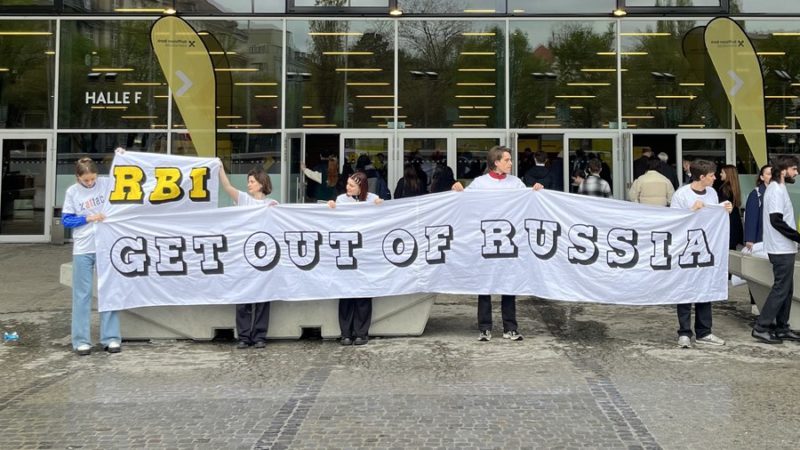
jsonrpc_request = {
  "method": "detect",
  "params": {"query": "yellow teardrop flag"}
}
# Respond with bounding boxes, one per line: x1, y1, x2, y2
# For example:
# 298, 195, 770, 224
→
151, 16, 216, 157
705, 18, 767, 167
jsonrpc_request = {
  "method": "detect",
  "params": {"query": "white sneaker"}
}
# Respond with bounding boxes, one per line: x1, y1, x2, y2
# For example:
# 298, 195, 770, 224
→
75, 344, 92, 356
677, 336, 691, 348
478, 330, 491, 342
105, 341, 121, 354
696, 333, 725, 346
502, 330, 523, 341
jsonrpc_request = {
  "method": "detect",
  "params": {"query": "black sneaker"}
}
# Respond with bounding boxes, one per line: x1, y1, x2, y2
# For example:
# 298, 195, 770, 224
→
235, 341, 251, 349
354, 336, 369, 346
253, 341, 267, 349
340, 337, 353, 346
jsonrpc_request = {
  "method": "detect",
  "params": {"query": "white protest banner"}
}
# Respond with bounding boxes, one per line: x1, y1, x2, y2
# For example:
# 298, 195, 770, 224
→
103, 151, 220, 216
96, 189, 729, 312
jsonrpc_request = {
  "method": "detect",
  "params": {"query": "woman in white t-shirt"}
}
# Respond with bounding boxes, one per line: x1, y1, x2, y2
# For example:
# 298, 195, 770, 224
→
219, 164, 278, 349
327, 171, 383, 345
62, 157, 120, 356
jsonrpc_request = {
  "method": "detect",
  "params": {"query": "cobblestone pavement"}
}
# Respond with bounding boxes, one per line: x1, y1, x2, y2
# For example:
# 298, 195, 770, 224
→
1, 244, 799, 449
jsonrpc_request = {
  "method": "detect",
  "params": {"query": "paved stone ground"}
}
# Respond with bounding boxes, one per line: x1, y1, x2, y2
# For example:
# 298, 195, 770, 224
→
1, 244, 799, 449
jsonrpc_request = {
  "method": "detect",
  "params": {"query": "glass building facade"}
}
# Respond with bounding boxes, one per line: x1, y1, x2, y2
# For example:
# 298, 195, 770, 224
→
1, 1, 799, 241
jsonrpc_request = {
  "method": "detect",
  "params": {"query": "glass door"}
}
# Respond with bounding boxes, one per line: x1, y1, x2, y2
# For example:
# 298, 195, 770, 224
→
284, 132, 305, 203
564, 133, 618, 197
340, 133, 393, 198
678, 133, 731, 186
0, 135, 52, 242
399, 133, 449, 194
455, 134, 504, 188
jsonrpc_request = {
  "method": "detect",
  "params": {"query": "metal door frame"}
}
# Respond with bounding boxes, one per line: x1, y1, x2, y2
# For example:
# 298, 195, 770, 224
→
563, 131, 620, 197
283, 132, 305, 204
0, 132, 54, 243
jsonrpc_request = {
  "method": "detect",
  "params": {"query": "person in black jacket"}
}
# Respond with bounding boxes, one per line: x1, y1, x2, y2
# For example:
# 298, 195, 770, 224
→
523, 151, 553, 189
633, 147, 654, 180
394, 163, 427, 199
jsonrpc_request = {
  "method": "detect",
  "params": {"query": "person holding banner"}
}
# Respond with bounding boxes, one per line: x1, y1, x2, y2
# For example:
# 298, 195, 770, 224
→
63, 157, 121, 356
219, 164, 277, 349
752, 155, 800, 344
743, 165, 772, 314
328, 171, 383, 345
670, 159, 732, 348
452, 145, 543, 342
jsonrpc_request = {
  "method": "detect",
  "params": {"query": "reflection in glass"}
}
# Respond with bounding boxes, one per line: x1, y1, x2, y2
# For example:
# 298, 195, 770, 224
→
399, 20, 504, 129
568, 138, 613, 193
621, 20, 730, 130
173, 19, 283, 130
456, 137, 499, 185
1, 139, 47, 235
0, 20, 55, 128
173, 132, 282, 206
681, 138, 726, 177
398, 0, 505, 14
294, 0, 388, 6
510, 20, 616, 129
517, 134, 565, 191
63, 0, 172, 13
402, 137, 447, 192
508, 0, 614, 14
732, 0, 800, 13
343, 138, 389, 190
286, 19, 394, 129
59, 20, 168, 129
176, 0, 285, 13
626, 0, 722, 6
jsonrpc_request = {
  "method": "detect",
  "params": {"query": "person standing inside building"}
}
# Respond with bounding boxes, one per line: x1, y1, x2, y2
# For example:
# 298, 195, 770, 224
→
629, 158, 674, 206
633, 147, 654, 180
219, 164, 278, 349
452, 145, 543, 342
657, 152, 679, 189
62, 156, 121, 356
523, 150, 554, 189
752, 155, 800, 344
394, 163, 427, 199
577, 158, 611, 198
670, 159, 732, 348
743, 165, 772, 314
301, 156, 340, 202
328, 171, 383, 345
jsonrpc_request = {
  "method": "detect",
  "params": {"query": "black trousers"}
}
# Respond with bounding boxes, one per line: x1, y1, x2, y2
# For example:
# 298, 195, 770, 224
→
236, 302, 270, 344
755, 253, 795, 332
676, 303, 712, 338
339, 298, 372, 339
478, 295, 517, 332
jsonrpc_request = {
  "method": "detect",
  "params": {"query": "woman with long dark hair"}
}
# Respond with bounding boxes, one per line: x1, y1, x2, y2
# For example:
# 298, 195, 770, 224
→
719, 164, 744, 250
394, 163, 427, 199
328, 171, 383, 345
429, 163, 456, 193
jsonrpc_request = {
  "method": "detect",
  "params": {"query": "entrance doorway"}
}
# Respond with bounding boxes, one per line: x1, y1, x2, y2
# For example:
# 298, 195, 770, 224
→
0, 134, 52, 242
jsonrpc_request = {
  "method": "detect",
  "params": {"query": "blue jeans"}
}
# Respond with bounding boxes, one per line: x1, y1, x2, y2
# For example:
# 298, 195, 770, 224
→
72, 253, 120, 349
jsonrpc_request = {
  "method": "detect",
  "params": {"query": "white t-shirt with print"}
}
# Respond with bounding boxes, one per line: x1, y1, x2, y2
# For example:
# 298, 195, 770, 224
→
466, 174, 526, 190
763, 182, 798, 255
63, 177, 111, 255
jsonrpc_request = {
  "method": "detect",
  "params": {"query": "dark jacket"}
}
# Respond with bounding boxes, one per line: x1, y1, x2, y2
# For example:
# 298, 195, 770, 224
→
633, 156, 650, 180
744, 185, 766, 244
657, 163, 679, 189
718, 187, 744, 249
394, 178, 427, 199
523, 165, 554, 189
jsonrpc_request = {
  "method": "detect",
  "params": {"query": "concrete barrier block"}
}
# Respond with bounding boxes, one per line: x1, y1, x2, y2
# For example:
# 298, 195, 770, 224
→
729, 251, 800, 328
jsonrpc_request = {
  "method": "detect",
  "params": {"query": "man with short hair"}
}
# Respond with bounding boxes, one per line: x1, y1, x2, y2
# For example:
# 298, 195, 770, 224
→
578, 158, 611, 198
657, 152, 679, 189
523, 150, 554, 189
670, 159, 733, 348
752, 155, 800, 344
633, 147, 654, 180
629, 158, 674, 206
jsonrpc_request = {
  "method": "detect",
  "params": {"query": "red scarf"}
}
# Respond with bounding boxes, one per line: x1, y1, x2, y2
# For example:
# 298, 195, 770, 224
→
488, 171, 507, 180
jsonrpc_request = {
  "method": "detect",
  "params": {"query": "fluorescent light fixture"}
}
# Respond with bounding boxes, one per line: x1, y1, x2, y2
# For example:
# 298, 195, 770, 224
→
612, 9, 627, 17
356, 95, 394, 98
215, 68, 258, 72
309, 32, 363, 36
389, 8, 403, 16
567, 82, 611, 86
457, 82, 496, 86
323, 51, 374, 56
527, 124, 562, 127
555, 95, 596, 98
209, 51, 237, 55
302, 106, 313, 109
92, 67, 133, 72
464, 9, 496, 13
458, 68, 495, 72
346, 82, 390, 86
0, 68, 9, 72
154, 95, 169, 98
773, 32, 800, 36
114, 8, 170, 12
513, 9, 525, 13
303, 124, 338, 127
621, 115, 654, 119
90, 105, 127, 110
545, 106, 556, 109
123, 82, 162, 86
475, 106, 492, 109
786, 116, 800, 120
580, 68, 628, 72
680, 83, 704, 86
461, 52, 496, 56
678, 124, 705, 128
302, 115, 326, 119
216, 115, 242, 119
364, 106, 401, 109
656, 95, 696, 99
121, 115, 157, 119
44, 50, 55, 55
453, 123, 488, 127
235, 82, 278, 86
455, 95, 495, 98
371, 115, 407, 119
254, 95, 279, 98
766, 95, 798, 99
462, 32, 496, 36
569, 106, 584, 110
597, 52, 648, 56
535, 115, 556, 119
636, 106, 667, 110
459, 115, 490, 119
620, 32, 671, 36
227, 124, 262, 128
336, 68, 382, 72
0, 31, 53, 36
757, 52, 786, 56
768, 124, 789, 129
